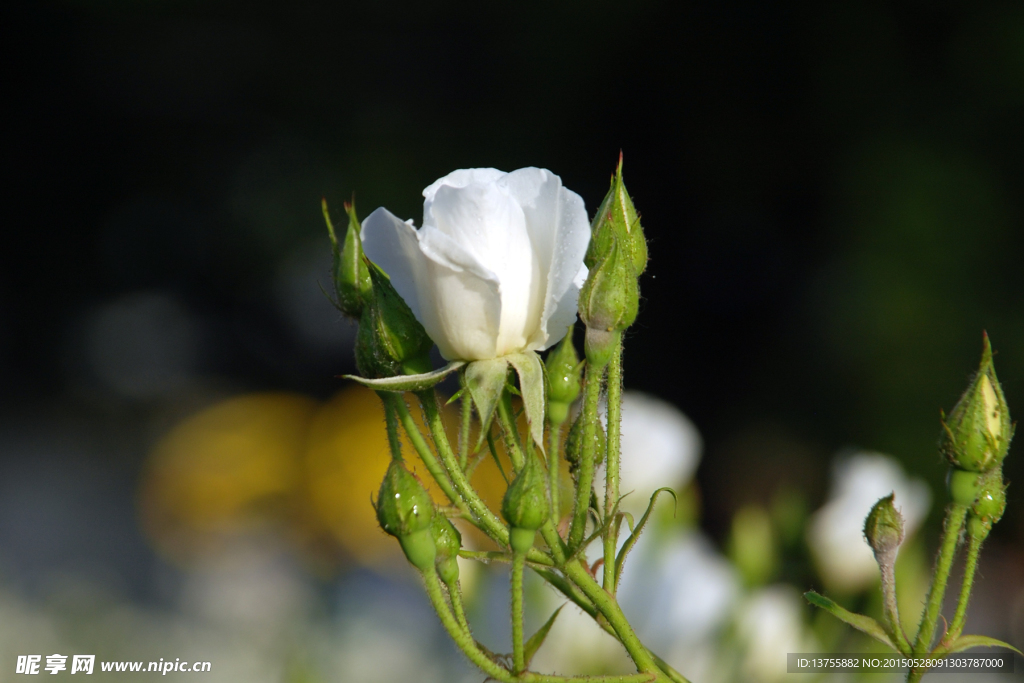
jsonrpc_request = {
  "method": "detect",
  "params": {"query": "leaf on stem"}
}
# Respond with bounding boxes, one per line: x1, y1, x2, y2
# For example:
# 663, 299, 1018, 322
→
344, 361, 464, 391
506, 351, 547, 453
614, 488, 675, 590
804, 591, 896, 650
942, 635, 1022, 656
524, 605, 564, 668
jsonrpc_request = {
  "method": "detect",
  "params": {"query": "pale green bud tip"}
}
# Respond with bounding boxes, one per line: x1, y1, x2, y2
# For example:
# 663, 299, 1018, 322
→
502, 453, 550, 534
939, 332, 1012, 472
863, 493, 905, 558
585, 152, 648, 276
354, 261, 433, 378
375, 460, 435, 539
545, 328, 581, 416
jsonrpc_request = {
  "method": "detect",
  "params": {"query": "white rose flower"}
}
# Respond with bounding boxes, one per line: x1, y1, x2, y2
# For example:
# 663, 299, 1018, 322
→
361, 168, 590, 361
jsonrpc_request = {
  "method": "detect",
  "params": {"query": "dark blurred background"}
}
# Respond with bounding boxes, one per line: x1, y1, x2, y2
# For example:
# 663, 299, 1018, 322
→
3, 0, 1024, 617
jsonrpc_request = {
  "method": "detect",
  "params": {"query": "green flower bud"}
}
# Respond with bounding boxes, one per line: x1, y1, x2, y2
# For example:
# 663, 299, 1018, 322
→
585, 153, 648, 276
375, 460, 436, 571
354, 260, 433, 378
564, 410, 606, 472
948, 468, 983, 507
545, 329, 581, 425
502, 453, 550, 553
968, 469, 1006, 539
430, 514, 463, 585
579, 237, 640, 338
863, 493, 905, 561
323, 198, 372, 318
939, 333, 1012, 472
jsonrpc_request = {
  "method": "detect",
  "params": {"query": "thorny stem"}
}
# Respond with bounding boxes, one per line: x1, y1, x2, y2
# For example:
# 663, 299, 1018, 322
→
948, 525, 985, 641
512, 551, 526, 674
380, 392, 403, 461
569, 364, 604, 550
444, 575, 471, 635
879, 551, 911, 653
548, 422, 563, 528
912, 503, 968, 656
392, 396, 463, 513
603, 341, 623, 591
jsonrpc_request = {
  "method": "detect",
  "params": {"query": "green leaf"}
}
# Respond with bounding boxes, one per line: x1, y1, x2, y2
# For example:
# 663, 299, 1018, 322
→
506, 351, 546, 452
942, 635, 1022, 656
465, 358, 509, 446
804, 591, 896, 650
343, 361, 464, 392
614, 488, 675, 590
524, 605, 564, 668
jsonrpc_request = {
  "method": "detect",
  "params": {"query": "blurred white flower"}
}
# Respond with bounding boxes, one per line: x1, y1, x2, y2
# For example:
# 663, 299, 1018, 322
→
735, 585, 818, 683
362, 168, 590, 361
598, 391, 703, 519
807, 451, 931, 591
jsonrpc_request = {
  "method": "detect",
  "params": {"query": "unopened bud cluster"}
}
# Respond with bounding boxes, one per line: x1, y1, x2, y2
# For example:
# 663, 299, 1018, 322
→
941, 334, 1014, 542
579, 155, 647, 367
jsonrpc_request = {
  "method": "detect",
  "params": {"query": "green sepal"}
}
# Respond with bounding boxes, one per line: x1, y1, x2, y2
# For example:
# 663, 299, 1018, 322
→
615, 488, 676, 589
585, 153, 648, 276
579, 237, 639, 335
344, 361, 464, 392
506, 351, 546, 452
545, 329, 581, 413
502, 451, 550, 532
466, 358, 510, 447
375, 460, 435, 538
804, 591, 896, 650
941, 635, 1022, 656
524, 605, 564, 668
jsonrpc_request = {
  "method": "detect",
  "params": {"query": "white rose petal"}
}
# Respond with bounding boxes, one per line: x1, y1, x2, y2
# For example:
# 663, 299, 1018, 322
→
362, 168, 590, 361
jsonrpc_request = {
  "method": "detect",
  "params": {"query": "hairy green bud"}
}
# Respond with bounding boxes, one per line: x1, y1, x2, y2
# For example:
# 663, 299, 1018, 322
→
564, 409, 606, 472
585, 153, 648, 276
939, 333, 1012, 472
375, 460, 436, 571
502, 453, 550, 553
324, 198, 372, 318
545, 329, 581, 425
579, 237, 640, 336
354, 260, 433, 378
864, 493, 905, 561
968, 469, 1007, 539
949, 468, 983, 507
430, 514, 463, 585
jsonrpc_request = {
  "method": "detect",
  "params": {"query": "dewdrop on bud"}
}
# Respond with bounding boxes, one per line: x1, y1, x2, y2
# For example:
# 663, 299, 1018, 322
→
502, 453, 550, 554
430, 513, 463, 585
863, 493, 905, 564
940, 334, 1012, 473
968, 469, 1007, 539
375, 460, 436, 571
545, 329, 581, 426
355, 260, 433, 378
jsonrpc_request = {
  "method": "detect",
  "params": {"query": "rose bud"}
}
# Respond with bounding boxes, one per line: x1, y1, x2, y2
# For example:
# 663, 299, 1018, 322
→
323, 198, 372, 318
375, 460, 436, 572
354, 260, 433, 378
545, 329, 582, 426
502, 452, 551, 554
585, 152, 648, 277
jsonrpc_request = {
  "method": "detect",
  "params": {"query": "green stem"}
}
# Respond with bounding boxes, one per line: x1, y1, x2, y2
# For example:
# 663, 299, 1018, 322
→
562, 559, 660, 675
445, 576, 471, 635
603, 341, 623, 591
568, 364, 604, 549
459, 384, 472, 471
912, 503, 968, 655
880, 556, 911, 653
498, 393, 526, 472
379, 392, 403, 461
948, 525, 985, 641
392, 396, 463, 512
512, 551, 526, 674
548, 422, 563, 528
415, 391, 551, 565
